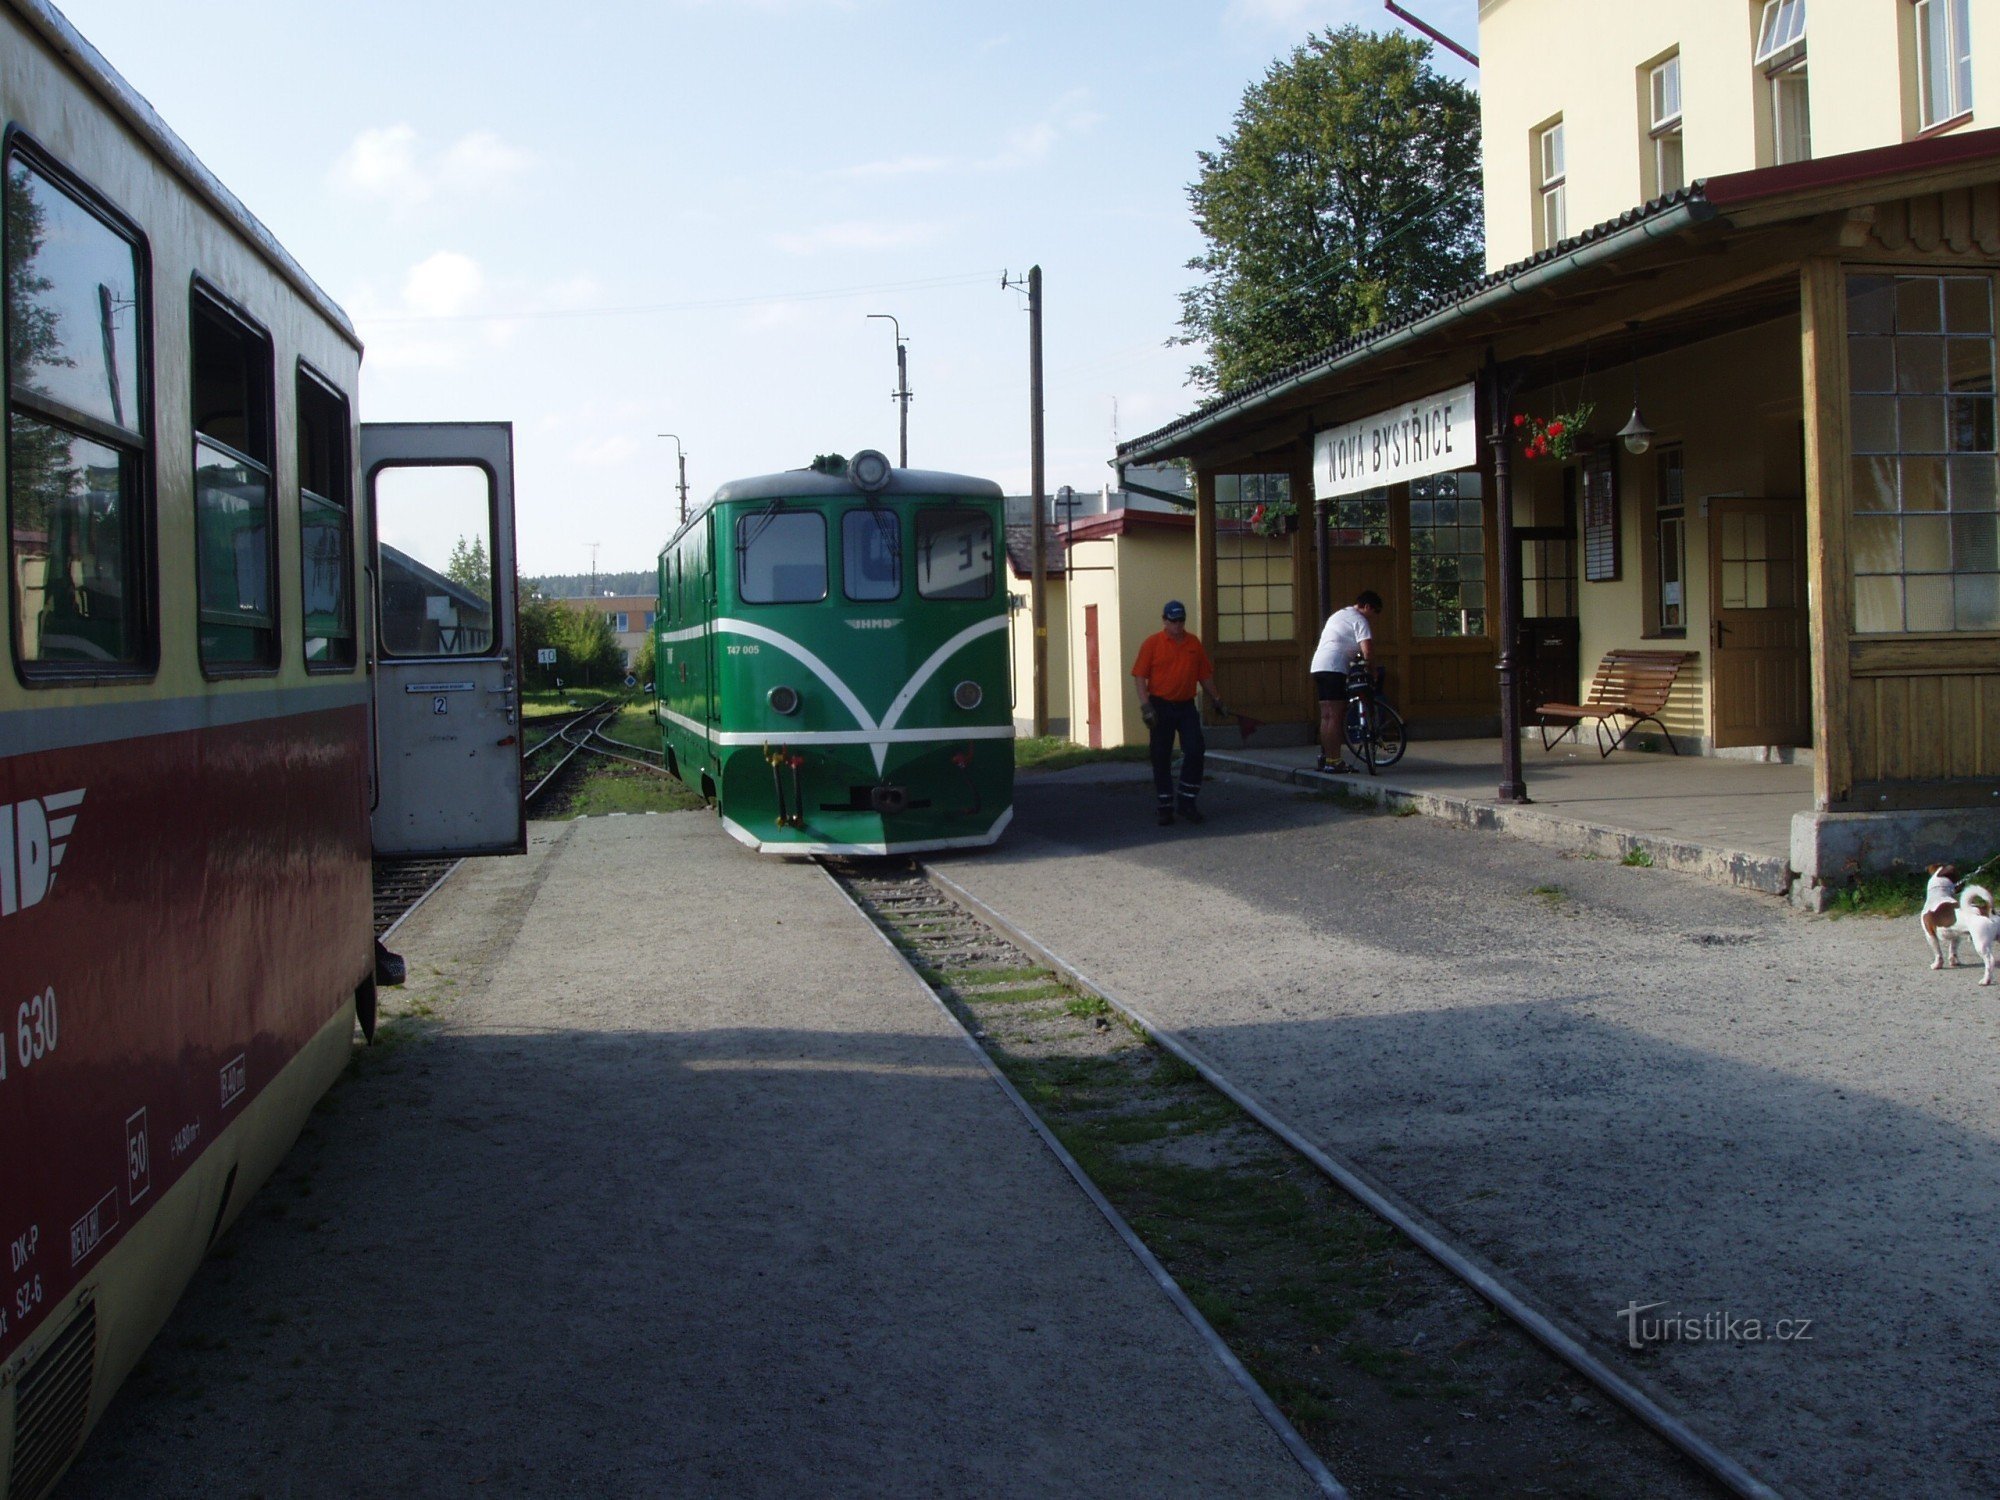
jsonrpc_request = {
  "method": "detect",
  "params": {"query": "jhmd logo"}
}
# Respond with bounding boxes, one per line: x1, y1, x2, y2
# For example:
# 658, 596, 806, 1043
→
1, 789, 85, 916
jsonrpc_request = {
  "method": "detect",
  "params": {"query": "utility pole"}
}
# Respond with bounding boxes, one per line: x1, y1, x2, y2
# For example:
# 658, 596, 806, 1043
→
586, 542, 600, 601
658, 433, 689, 525
1002, 266, 1048, 737
866, 314, 911, 468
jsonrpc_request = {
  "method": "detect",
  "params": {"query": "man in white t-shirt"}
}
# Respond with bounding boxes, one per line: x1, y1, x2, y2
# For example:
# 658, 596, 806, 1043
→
1309, 590, 1383, 771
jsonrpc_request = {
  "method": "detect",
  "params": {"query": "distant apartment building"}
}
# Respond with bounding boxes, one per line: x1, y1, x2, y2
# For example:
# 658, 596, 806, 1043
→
594, 594, 655, 670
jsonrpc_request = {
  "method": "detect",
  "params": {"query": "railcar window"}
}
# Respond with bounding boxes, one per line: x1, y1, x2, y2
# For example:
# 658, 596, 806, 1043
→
915, 508, 995, 600
297, 366, 354, 669
374, 464, 496, 656
191, 290, 276, 670
5, 150, 150, 672
738, 510, 826, 603
842, 508, 901, 601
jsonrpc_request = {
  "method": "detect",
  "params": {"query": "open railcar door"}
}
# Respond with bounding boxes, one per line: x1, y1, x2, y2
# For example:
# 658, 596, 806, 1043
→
364, 421, 526, 856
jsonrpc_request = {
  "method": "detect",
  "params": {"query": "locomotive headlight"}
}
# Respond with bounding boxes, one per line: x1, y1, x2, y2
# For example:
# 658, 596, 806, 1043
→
851, 448, 893, 492
768, 684, 801, 716
952, 679, 983, 711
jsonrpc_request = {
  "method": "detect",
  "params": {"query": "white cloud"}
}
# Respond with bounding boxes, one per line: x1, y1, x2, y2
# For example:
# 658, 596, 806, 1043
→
330, 125, 539, 208
402, 251, 486, 317
770, 221, 944, 255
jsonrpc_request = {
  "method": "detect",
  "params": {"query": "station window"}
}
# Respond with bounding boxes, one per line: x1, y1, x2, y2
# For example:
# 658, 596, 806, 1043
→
297, 365, 354, 670
1214, 473, 1295, 644
1408, 471, 1487, 637
1324, 487, 1391, 548
843, 508, 902, 602
738, 510, 827, 603
1848, 272, 2000, 632
191, 287, 276, 670
915, 508, 994, 600
5, 146, 151, 675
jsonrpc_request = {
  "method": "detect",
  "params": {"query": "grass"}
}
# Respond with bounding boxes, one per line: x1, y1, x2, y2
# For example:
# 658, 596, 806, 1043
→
553, 764, 705, 817
1015, 735, 1151, 773
1530, 884, 1566, 906
1620, 847, 1655, 868
1827, 854, 2000, 919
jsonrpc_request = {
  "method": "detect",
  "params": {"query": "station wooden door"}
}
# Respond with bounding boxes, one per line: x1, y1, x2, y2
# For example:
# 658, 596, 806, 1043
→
1708, 497, 1811, 748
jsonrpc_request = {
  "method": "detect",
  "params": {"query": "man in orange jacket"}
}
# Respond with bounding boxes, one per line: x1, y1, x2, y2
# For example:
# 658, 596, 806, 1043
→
1131, 599, 1230, 827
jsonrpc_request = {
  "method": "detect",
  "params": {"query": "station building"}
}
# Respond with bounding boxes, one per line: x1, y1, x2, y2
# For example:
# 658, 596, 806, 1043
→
1114, 0, 2000, 898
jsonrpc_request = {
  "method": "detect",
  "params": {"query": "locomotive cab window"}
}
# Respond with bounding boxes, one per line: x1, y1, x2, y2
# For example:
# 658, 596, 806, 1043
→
296, 365, 354, 669
738, 510, 826, 603
374, 464, 497, 656
5, 146, 152, 675
842, 508, 901, 601
191, 287, 276, 671
916, 507, 994, 600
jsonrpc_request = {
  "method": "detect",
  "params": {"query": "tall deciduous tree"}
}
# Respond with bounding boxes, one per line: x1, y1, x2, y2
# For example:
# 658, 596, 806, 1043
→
1179, 27, 1482, 394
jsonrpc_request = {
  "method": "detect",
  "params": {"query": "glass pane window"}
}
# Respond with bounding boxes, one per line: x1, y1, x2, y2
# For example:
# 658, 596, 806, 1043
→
1656, 445, 1687, 632
1215, 475, 1295, 644
1916, 0, 1974, 128
1650, 56, 1682, 128
296, 368, 354, 669
1408, 471, 1487, 638
1537, 121, 1566, 247
1326, 488, 1390, 547
375, 465, 496, 655
192, 293, 275, 668
738, 510, 828, 604
9, 414, 142, 664
1771, 64, 1812, 164
1756, 0, 1807, 64
6, 149, 150, 671
915, 508, 994, 600
1848, 271, 2000, 631
842, 507, 902, 602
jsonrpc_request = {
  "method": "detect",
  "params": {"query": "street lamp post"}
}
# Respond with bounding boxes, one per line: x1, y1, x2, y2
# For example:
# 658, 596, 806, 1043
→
657, 433, 689, 525
866, 313, 911, 468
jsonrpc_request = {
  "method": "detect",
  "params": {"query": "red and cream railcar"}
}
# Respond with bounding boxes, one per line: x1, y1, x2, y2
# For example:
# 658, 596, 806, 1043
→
0, 5, 522, 1496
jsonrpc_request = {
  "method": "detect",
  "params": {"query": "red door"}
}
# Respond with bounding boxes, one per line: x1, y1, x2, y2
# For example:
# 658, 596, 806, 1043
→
1084, 605, 1102, 748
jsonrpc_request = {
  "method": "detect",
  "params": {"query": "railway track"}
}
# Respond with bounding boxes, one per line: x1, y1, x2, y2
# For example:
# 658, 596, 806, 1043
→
826, 857, 1762, 1500
371, 857, 462, 941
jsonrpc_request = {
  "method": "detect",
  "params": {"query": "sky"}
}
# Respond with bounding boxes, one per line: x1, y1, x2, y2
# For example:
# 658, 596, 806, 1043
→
54, 0, 1478, 579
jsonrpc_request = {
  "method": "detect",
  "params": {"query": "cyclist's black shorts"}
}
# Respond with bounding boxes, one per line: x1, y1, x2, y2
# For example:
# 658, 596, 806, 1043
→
1312, 671, 1346, 702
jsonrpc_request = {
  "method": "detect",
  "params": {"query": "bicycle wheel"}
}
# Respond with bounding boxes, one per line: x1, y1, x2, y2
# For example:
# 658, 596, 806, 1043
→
1345, 698, 1378, 774
1371, 700, 1408, 768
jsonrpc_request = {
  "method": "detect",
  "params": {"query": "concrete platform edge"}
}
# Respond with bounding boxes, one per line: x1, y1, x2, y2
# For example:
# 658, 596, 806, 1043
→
1209, 753, 1797, 900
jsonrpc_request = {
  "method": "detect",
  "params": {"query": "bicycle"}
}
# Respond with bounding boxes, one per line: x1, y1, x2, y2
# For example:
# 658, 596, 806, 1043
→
1342, 665, 1407, 774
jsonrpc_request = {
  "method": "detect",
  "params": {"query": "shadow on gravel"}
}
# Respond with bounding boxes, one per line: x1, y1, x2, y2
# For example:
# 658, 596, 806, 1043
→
59, 1025, 1302, 1500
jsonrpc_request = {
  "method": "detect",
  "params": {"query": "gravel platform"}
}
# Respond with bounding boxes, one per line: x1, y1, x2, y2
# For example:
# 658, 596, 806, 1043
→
61, 813, 1320, 1499
930, 765, 2000, 1500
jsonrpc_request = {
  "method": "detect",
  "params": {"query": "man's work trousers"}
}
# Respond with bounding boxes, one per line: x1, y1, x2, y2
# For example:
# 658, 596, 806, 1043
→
1148, 697, 1205, 812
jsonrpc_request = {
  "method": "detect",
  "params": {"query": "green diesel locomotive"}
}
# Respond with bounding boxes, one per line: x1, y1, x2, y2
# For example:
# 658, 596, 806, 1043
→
655, 450, 1015, 855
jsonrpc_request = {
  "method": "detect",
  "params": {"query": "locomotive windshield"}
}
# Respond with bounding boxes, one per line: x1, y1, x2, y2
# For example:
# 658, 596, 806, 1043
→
738, 510, 827, 603
915, 507, 994, 600
842, 508, 901, 601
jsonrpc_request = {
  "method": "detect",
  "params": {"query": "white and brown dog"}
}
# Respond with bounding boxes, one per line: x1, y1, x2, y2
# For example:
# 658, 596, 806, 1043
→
1922, 864, 1998, 984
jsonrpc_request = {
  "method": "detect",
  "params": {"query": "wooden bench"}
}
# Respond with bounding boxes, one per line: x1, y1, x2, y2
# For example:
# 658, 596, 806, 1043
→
1536, 649, 1694, 757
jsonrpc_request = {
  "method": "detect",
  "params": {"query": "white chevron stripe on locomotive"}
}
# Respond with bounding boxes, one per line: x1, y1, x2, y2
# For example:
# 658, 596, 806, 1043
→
659, 615, 1009, 771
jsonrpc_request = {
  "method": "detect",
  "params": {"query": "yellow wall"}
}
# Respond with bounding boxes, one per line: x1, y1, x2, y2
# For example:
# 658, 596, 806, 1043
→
1061, 522, 1197, 747
1513, 316, 1805, 746
1007, 575, 1069, 734
1479, 0, 2000, 268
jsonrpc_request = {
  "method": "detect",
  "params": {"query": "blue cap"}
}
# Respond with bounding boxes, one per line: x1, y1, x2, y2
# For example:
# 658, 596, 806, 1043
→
1162, 600, 1187, 621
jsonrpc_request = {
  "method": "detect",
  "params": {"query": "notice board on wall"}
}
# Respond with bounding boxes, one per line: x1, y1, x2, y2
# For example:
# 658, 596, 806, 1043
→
1582, 444, 1620, 582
